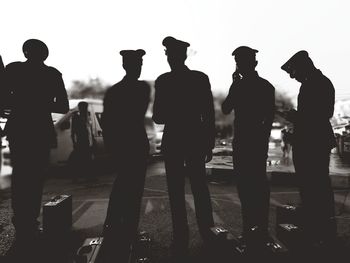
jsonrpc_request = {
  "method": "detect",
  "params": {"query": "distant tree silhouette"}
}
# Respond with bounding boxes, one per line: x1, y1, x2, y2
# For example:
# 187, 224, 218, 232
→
68, 78, 108, 99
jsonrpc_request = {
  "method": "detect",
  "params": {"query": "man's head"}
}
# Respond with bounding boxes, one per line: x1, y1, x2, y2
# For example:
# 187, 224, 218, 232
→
281, 50, 315, 83
22, 39, 49, 62
162, 36, 190, 71
232, 46, 258, 76
120, 49, 145, 79
78, 101, 88, 115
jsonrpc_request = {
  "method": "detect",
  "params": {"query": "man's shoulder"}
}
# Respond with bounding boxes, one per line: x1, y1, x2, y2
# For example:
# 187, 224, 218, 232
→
189, 69, 208, 76
257, 76, 275, 91
46, 66, 62, 76
105, 81, 124, 97
189, 70, 209, 80
105, 82, 120, 94
156, 72, 171, 82
138, 80, 151, 88
5, 61, 23, 71
317, 71, 334, 88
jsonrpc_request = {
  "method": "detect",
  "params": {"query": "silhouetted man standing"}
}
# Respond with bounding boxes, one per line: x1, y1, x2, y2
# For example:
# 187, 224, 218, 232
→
153, 36, 215, 261
100, 49, 150, 263
3, 39, 69, 248
222, 46, 275, 250
281, 51, 337, 245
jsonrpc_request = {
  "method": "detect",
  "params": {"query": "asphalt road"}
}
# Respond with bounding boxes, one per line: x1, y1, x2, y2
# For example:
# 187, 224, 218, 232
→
1, 156, 350, 262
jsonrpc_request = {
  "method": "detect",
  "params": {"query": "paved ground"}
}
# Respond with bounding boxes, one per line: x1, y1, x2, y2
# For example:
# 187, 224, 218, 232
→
1, 147, 350, 262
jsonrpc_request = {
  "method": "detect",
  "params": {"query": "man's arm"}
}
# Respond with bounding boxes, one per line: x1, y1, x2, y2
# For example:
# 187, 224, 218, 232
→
263, 84, 275, 140
201, 74, 216, 162
1, 60, 13, 117
0, 56, 4, 135
222, 82, 237, 115
152, 77, 166, 124
317, 79, 335, 120
52, 71, 69, 114
0, 56, 5, 115
71, 114, 77, 146
142, 82, 151, 118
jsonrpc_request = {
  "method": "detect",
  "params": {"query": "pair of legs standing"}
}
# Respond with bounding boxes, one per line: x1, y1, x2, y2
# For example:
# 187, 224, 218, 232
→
102, 149, 148, 263
164, 150, 214, 257
10, 140, 50, 242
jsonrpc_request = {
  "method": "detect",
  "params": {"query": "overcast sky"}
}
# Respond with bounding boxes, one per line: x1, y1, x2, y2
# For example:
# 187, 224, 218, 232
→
1, 0, 349, 102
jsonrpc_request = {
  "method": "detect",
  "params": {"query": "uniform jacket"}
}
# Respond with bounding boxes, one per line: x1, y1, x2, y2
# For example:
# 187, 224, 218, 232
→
4, 61, 69, 148
152, 66, 215, 153
101, 76, 150, 153
222, 71, 275, 156
294, 69, 336, 151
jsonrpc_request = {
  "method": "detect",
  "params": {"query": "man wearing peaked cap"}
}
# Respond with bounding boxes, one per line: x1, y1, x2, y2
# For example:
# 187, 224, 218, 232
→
120, 49, 146, 61
162, 36, 190, 53
153, 36, 215, 261
222, 46, 275, 250
22, 38, 49, 62
231, 46, 258, 57
281, 50, 311, 73
2, 39, 69, 250
100, 49, 150, 263
281, 51, 337, 246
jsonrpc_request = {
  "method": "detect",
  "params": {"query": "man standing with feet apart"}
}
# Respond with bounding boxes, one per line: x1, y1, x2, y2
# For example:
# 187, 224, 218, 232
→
153, 36, 215, 262
222, 46, 275, 253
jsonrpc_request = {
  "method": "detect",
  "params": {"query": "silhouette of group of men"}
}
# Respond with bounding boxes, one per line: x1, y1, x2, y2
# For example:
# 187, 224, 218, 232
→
0, 37, 337, 262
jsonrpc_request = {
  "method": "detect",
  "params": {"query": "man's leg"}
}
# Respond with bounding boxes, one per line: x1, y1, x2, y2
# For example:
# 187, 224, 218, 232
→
235, 155, 270, 243
306, 151, 336, 242
10, 144, 49, 240
102, 156, 141, 263
293, 147, 336, 242
103, 155, 126, 232
164, 152, 189, 256
186, 154, 214, 242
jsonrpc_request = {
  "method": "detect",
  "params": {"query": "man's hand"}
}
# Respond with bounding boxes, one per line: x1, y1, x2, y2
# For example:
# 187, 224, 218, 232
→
232, 70, 242, 82
205, 149, 213, 163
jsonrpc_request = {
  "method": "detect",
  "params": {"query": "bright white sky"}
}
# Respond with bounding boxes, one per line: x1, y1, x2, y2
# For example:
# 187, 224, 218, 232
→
1, 0, 350, 102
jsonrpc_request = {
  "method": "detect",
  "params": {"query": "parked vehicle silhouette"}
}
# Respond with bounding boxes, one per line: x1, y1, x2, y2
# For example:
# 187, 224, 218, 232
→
50, 99, 158, 167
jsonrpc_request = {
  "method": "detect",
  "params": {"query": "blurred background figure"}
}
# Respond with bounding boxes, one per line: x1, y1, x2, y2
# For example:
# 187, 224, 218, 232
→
70, 101, 95, 183
281, 127, 293, 161
100, 49, 150, 263
2, 39, 69, 256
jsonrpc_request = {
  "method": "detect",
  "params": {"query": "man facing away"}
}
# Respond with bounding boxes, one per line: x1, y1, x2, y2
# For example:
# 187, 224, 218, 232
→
100, 49, 150, 263
3, 39, 69, 252
222, 46, 275, 251
152, 36, 215, 261
281, 51, 337, 247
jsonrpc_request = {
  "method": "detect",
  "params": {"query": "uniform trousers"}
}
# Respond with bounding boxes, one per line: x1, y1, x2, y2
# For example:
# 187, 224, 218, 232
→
233, 142, 270, 240
10, 139, 50, 238
102, 148, 148, 262
164, 149, 214, 254
293, 145, 336, 241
